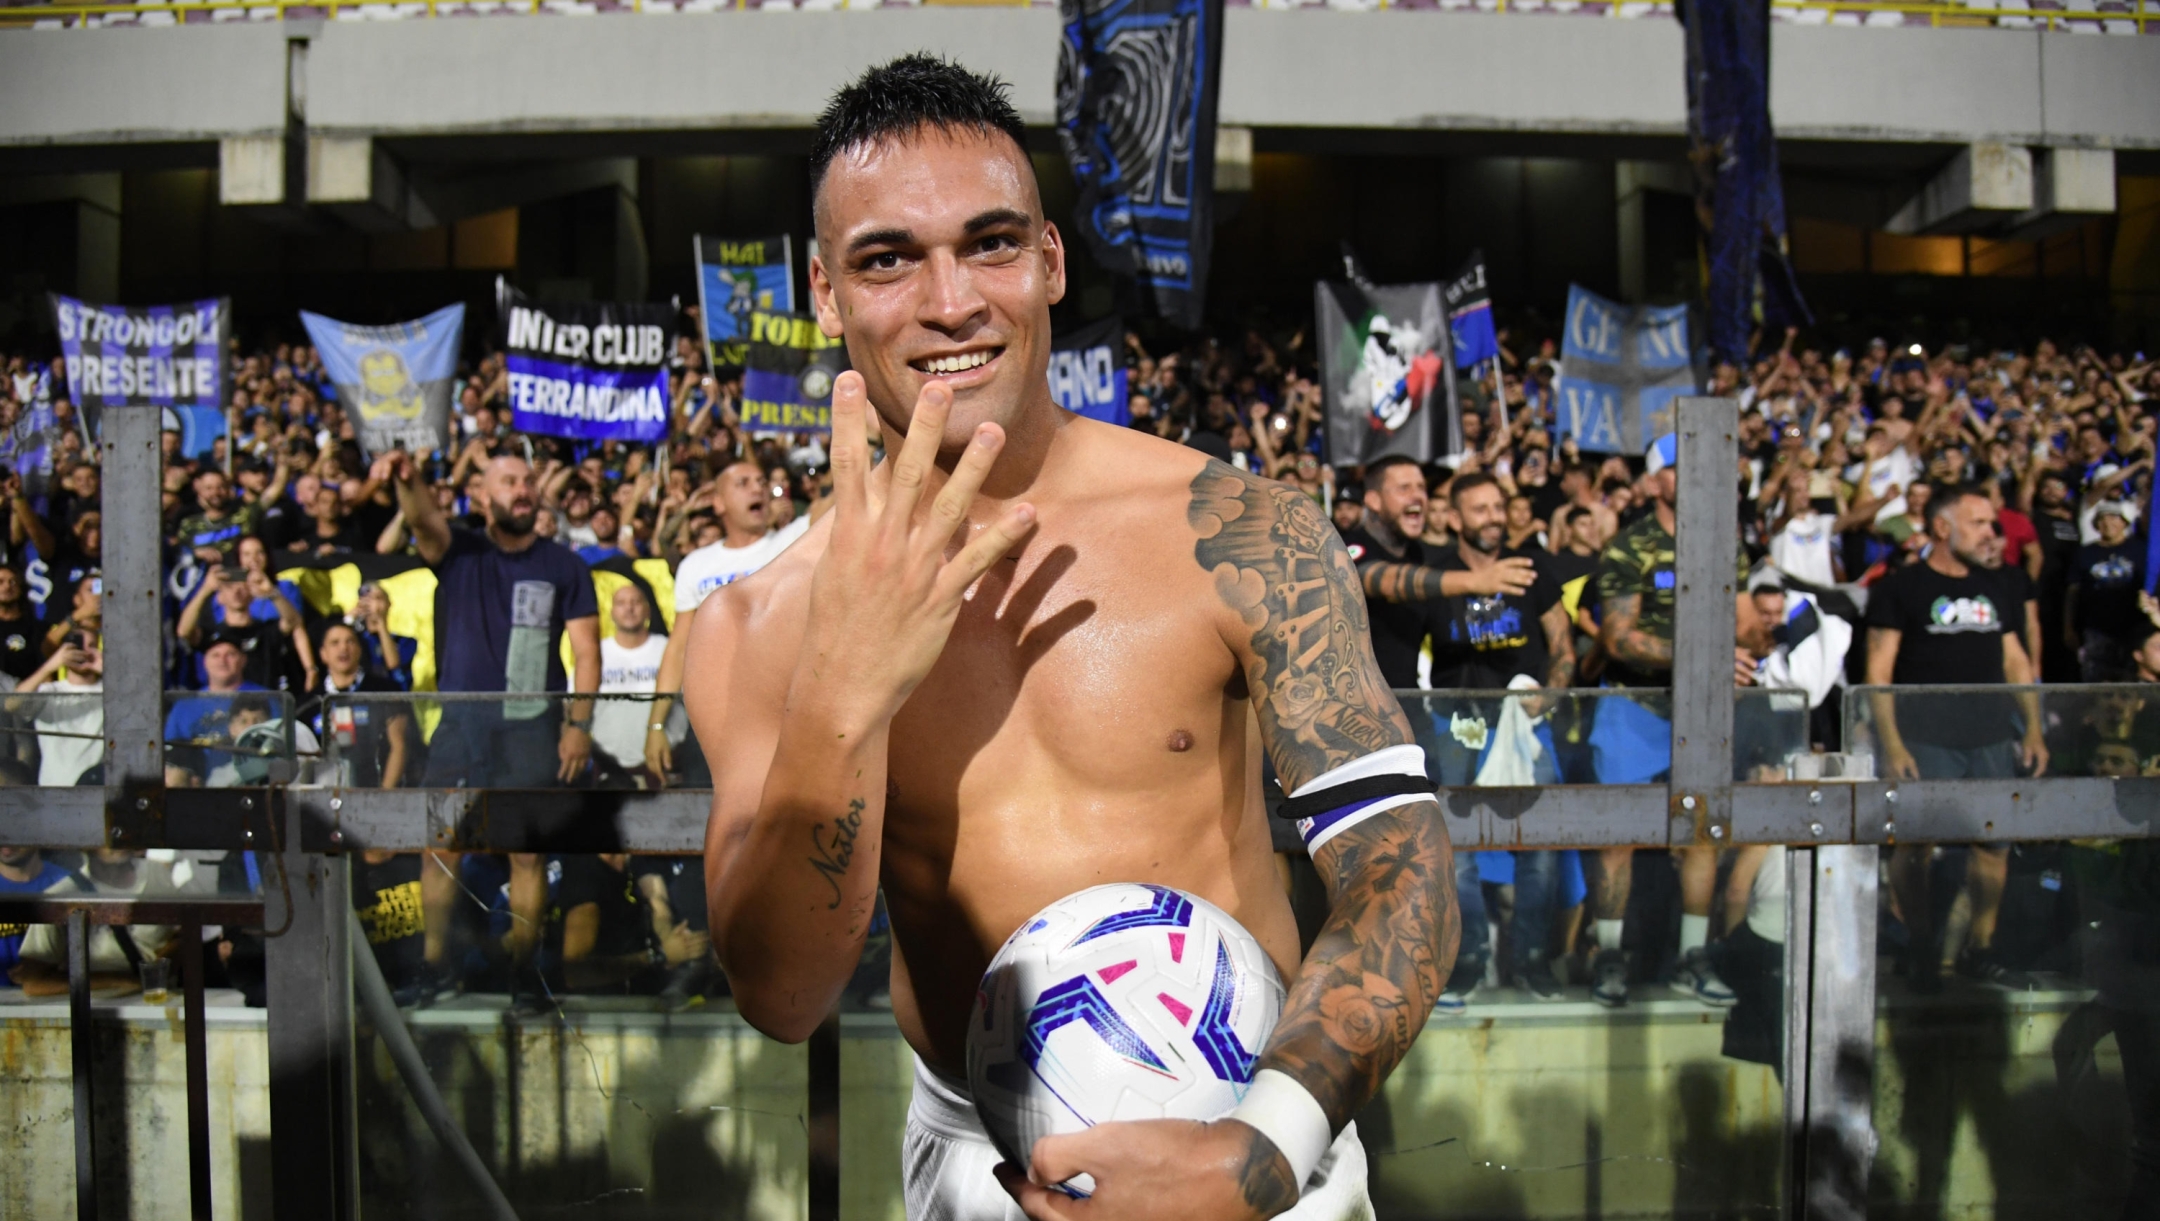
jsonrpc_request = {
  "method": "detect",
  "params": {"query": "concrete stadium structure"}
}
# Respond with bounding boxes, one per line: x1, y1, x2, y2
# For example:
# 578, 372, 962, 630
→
0, 9, 2155, 340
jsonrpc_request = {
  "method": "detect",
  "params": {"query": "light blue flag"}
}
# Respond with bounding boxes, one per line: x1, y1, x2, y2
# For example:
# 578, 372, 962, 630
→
301, 304, 465, 457
1555, 285, 1697, 455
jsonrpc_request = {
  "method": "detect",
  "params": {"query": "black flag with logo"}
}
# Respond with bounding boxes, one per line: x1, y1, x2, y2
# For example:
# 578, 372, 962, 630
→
1056, 0, 1225, 331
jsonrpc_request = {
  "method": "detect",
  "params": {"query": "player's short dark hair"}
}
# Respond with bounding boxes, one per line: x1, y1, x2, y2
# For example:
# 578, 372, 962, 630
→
809, 55, 1029, 205
1364, 454, 1424, 489
1449, 471, 1502, 505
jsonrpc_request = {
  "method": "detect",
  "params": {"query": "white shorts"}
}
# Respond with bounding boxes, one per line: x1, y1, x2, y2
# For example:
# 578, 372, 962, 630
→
902, 1055, 1374, 1221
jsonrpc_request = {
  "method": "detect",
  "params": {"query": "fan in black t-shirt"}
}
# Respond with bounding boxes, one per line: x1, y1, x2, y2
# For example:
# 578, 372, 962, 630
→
1426, 474, 1574, 692
0, 566, 44, 684
304, 623, 412, 789
1864, 509, 2043, 768
557, 854, 659, 993
1338, 456, 1537, 691
2067, 502, 2146, 680
2031, 473, 2085, 683
353, 851, 427, 996
1862, 485, 2047, 992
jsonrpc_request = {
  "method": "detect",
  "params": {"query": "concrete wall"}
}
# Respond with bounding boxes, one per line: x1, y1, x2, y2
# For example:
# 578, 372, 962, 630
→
1217, 11, 1685, 136
1768, 25, 2160, 148
1, 990, 2133, 1219
304, 9, 1060, 138
4, 15, 2158, 152
0, 23, 287, 147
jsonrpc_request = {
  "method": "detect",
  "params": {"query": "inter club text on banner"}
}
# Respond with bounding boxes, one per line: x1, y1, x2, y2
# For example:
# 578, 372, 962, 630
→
499, 282, 674, 444
741, 310, 847, 434
51, 293, 228, 455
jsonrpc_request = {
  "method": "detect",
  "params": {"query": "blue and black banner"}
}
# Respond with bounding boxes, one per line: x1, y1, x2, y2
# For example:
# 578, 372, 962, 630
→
1683, 0, 1810, 366
740, 310, 847, 435
1048, 317, 1130, 426
499, 282, 674, 444
1057, 0, 1224, 331
1444, 251, 1500, 370
50, 293, 228, 456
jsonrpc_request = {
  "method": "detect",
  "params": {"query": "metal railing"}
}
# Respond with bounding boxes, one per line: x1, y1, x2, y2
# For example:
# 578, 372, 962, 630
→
3, 398, 2153, 1219
4, 0, 2150, 32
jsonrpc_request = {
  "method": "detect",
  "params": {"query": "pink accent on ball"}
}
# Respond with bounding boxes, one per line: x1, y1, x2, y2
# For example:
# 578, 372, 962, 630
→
1098, 960, 1138, 985
1168, 933, 1186, 963
1158, 993, 1193, 1025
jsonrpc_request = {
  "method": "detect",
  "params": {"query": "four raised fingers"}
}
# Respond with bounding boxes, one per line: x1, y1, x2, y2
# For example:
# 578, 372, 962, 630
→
829, 375, 1035, 583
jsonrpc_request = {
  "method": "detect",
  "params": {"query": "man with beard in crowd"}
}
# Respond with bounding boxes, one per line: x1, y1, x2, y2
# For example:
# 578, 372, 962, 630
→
378, 449, 599, 1007
1867, 485, 2048, 991
1337, 455, 1537, 694
1422, 471, 1576, 1008
172, 468, 260, 565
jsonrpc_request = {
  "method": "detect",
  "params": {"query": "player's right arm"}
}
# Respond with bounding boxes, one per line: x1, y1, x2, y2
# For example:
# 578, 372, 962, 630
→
696, 374, 1033, 1043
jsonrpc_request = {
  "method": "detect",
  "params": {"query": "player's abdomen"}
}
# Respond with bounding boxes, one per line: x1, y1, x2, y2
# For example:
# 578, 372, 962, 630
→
878, 778, 1299, 1074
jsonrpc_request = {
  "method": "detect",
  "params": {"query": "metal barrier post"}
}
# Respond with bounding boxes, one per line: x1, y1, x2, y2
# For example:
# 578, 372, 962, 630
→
179, 914, 214, 1221
267, 821, 360, 1220
1792, 845, 1880, 1219
1782, 844, 1816, 1216
809, 1011, 841, 1221
1673, 396, 1880, 1218
68, 908, 100, 1221
1672, 397, 1738, 841
102, 402, 164, 853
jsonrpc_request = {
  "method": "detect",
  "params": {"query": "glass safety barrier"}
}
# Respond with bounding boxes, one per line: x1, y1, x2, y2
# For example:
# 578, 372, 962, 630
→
1847, 684, 2158, 1217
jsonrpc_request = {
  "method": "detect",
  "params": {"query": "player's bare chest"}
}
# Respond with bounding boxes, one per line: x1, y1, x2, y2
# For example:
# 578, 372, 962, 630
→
904, 539, 1231, 716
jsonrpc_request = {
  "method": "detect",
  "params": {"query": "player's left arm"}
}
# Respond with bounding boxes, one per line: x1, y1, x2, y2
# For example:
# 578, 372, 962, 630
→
1002, 463, 1459, 1221
1194, 463, 1458, 1205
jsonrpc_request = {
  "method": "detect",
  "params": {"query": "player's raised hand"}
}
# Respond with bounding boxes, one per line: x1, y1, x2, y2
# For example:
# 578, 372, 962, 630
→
993, 1118, 1297, 1221
801, 371, 1035, 725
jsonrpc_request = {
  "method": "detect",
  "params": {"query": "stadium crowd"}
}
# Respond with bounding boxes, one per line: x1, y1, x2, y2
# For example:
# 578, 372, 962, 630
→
0, 316, 2155, 1030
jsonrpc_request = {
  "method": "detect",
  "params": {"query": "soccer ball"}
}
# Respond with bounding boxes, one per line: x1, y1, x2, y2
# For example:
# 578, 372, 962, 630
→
966, 883, 1284, 1195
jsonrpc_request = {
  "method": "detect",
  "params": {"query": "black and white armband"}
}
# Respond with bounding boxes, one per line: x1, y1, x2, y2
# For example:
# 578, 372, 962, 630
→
1275, 743, 1436, 857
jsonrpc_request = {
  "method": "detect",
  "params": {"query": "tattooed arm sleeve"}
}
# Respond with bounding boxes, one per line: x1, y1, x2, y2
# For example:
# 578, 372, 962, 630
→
1360, 559, 1448, 604
1189, 462, 1459, 1143
1599, 592, 1675, 671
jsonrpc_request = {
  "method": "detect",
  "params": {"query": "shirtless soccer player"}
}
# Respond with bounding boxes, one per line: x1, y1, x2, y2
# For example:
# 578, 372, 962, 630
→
690, 57, 1457, 1221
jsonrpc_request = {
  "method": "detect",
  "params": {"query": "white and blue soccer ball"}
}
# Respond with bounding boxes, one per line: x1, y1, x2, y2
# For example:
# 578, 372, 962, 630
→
966, 883, 1285, 1194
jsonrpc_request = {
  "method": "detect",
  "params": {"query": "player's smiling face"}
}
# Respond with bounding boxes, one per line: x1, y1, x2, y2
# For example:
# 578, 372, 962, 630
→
810, 125, 1066, 453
